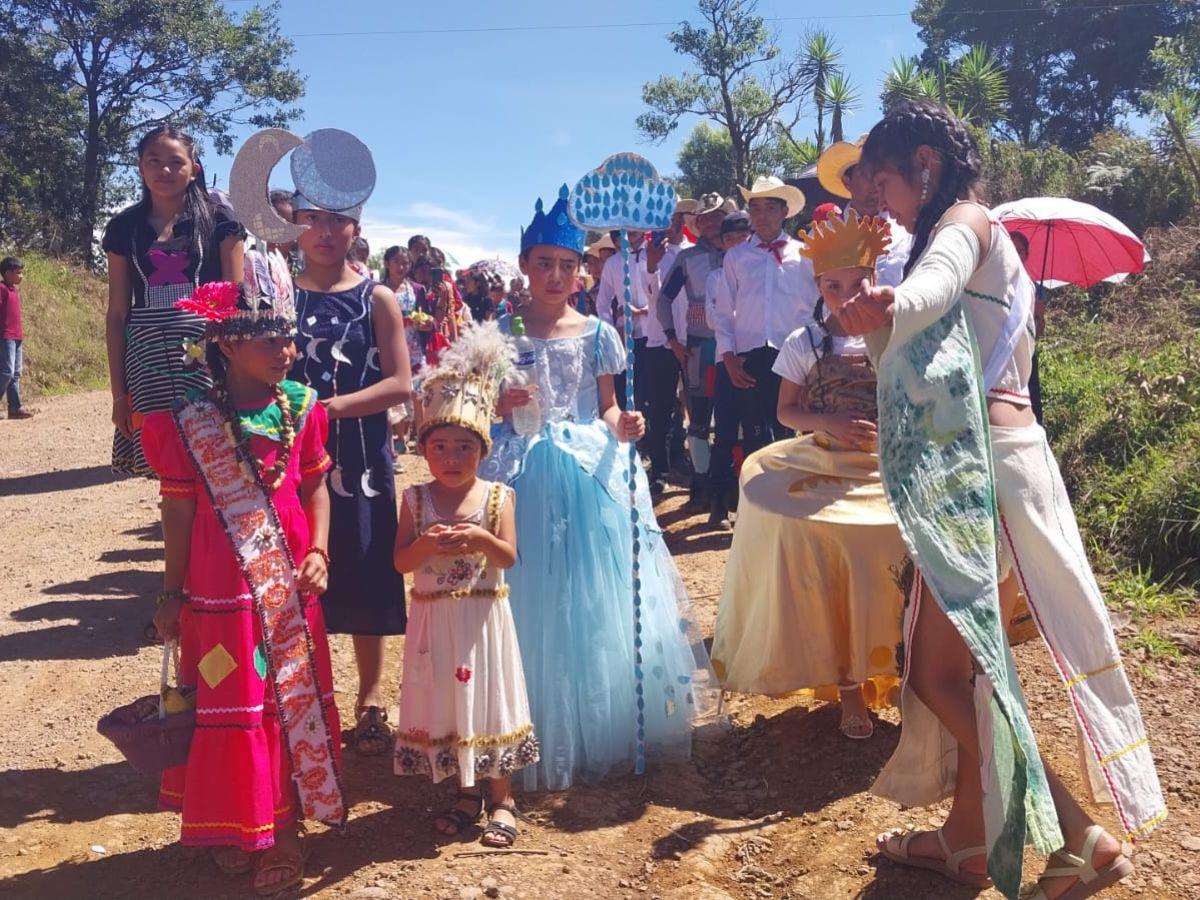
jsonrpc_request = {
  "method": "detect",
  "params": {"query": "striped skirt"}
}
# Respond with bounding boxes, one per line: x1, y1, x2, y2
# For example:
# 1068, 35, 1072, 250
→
113, 301, 211, 476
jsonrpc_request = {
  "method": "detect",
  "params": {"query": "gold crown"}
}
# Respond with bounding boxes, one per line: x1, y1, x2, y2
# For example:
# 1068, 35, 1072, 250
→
797, 210, 891, 276
420, 371, 498, 452
416, 320, 514, 453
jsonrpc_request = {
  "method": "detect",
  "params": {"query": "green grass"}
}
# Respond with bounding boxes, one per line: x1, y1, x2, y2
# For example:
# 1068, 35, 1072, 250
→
2, 250, 108, 397
1042, 306, 1200, 602
1126, 627, 1183, 661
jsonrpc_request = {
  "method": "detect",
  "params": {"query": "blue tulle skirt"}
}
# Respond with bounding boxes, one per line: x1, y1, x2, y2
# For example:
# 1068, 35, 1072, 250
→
488, 421, 719, 792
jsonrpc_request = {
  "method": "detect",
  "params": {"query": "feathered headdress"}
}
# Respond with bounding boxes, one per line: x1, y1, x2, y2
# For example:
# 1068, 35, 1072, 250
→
418, 320, 515, 452
798, 210, 891, 276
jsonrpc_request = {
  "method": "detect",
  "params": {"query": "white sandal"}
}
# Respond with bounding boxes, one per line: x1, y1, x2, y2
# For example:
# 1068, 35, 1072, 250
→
1023, 825, 1133, 900
877, 826, 991, 888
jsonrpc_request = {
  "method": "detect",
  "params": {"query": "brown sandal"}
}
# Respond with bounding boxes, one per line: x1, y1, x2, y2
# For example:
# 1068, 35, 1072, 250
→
351, 706, 392, 756
211, 846, 253, 876
253, 829, 308, 896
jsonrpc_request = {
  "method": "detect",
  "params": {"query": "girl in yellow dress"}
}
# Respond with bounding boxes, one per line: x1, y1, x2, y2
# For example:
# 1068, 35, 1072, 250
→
712, 212, 907, 740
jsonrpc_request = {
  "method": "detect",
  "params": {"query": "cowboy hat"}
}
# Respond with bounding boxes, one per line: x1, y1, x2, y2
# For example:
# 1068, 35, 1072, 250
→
674, 198, 699, 218
694, 192, 737, 217
584, 233, 617, 258
738, 176, 805, 218
816, 135, 868, 200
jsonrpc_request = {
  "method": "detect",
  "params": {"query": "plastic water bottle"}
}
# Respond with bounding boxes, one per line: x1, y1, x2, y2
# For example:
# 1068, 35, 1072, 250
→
509, 316, 542, 436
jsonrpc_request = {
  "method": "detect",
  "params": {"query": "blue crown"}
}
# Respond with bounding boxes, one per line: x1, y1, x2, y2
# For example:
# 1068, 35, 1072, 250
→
520, 185, 585, 256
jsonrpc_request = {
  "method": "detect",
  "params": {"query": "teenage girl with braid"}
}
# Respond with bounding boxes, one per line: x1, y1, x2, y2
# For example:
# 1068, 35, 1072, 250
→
836, 100, 1163, 899
712, 212, 906, 743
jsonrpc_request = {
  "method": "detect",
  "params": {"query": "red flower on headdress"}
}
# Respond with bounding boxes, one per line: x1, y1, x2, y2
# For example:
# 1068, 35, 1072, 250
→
175, 281, 240, 321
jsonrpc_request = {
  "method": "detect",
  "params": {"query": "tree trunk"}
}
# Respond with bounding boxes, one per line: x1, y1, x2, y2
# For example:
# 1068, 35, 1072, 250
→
1166, 111, 1200, 190
77, 97, 102, 265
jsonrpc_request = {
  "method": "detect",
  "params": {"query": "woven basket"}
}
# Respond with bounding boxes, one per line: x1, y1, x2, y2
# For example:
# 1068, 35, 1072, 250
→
97, 642, 195, 775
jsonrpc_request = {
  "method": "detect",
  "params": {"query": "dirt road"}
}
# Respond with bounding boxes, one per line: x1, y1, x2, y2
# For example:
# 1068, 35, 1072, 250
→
1, 391, 1197, 899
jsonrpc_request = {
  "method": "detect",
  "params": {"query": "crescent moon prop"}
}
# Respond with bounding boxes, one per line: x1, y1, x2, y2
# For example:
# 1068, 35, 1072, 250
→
229, 128, 308, 245
361, 471, 381, 498
329, 467, 354, 498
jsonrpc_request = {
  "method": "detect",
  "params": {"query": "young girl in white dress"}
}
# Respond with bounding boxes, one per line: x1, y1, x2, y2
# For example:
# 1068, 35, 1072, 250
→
393, 323, 538, 848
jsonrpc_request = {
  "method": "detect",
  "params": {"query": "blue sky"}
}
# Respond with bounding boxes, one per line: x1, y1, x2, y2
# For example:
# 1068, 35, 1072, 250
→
208, 1, 924, 265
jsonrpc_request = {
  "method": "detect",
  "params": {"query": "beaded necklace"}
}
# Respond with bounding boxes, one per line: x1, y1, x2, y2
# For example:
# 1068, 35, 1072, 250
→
212, 381, 296, 491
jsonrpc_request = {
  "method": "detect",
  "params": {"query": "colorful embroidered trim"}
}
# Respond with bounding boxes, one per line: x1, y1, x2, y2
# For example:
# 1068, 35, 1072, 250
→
174, 397, 346, 828
410, 584, 511, 603
396, 722, 534, 749
300, 452, 332, 477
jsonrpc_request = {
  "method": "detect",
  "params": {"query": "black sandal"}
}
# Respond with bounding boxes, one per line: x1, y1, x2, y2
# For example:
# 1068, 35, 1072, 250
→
435, 791, 484, 836
480, 801, 522, 848
351, 706, 392, 756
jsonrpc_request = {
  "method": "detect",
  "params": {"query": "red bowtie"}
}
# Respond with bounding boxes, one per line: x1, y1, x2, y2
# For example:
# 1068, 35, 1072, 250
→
757, 239, 787, 263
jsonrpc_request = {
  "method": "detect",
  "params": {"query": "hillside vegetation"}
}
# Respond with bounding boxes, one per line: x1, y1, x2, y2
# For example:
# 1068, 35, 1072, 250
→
5, 251, 108, 397
1042, 219, 1200, 614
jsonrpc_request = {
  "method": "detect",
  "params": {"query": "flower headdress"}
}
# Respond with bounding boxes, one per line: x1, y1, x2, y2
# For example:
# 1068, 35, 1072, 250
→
797, 209, 891, 276
175, 266, 296, 341
418, 320, 515, 452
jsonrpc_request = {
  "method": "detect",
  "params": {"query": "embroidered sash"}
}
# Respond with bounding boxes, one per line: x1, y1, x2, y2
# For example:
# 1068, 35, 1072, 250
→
875, 304, 1057, 898
174, 397, 346, 827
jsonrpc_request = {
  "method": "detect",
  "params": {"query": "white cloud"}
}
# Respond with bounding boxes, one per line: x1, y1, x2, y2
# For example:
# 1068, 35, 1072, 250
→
359, 201, 517, 269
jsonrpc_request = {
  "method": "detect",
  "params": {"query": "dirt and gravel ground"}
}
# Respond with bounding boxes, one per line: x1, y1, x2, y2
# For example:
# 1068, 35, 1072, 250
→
2, 391, 1199, 899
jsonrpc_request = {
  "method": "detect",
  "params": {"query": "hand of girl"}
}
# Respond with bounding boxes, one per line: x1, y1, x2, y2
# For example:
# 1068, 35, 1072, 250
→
496, 385, 535, 417
296, 551, 329, 595
438, 523, 492, 554
320, 396, 345, 420
834, 280, 895, 335
822, 414, 878, 448
618, 410, 645, 442
154, 593, 184, 642
112, 394, 134, 440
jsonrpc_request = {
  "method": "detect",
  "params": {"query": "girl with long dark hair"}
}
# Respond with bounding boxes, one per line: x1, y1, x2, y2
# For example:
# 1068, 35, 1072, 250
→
103, 125, 245, 475
837, 101, 1163, 900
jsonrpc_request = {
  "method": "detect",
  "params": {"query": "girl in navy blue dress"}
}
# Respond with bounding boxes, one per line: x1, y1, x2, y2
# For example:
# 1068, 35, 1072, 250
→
283, 130, 413, 756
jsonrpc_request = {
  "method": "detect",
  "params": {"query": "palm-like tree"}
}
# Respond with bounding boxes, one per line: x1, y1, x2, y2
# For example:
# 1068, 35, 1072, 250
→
881, 46, 1008, 129
801, 29, 842, 152
949, 44, 1009, 128
881, 57, 929, 110
822, 73, 860, 144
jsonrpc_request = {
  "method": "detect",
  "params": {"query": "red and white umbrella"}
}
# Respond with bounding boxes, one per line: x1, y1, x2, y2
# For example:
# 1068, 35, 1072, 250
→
993, 197, 1149, 289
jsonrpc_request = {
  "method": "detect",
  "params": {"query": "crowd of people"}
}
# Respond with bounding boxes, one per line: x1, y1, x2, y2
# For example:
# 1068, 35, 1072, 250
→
93, 101, 1164, 900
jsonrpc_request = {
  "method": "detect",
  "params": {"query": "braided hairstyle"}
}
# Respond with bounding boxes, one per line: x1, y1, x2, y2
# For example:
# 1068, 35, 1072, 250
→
860, 100, 982, 277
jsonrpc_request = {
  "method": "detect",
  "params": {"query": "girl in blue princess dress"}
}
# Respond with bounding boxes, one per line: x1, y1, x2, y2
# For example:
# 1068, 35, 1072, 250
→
480, 188, 720, 792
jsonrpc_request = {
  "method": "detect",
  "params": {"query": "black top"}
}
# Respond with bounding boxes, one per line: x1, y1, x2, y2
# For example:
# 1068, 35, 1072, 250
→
102, 203, 246, 308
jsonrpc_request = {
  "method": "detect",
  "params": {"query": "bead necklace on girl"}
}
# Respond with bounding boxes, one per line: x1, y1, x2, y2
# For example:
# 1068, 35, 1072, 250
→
393, 321, 538, 847
142, 273, 342, 897
272, 129, 412, 758
479, 189, 721, 792
713, 212, 907, 741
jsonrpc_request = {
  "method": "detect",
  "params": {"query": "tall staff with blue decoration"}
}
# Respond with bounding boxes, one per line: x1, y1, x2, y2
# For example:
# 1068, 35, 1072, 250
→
480, 170, 721, 793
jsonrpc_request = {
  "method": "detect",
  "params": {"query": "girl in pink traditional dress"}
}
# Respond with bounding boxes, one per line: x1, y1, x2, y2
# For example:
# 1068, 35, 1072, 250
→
144, 278, 342, 896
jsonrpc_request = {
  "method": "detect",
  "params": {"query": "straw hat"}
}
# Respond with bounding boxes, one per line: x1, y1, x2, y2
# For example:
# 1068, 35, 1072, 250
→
675, 198, 699, 218
816, 135, 868, 200
584, 233, 617, 258
738, 176, 805, 218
